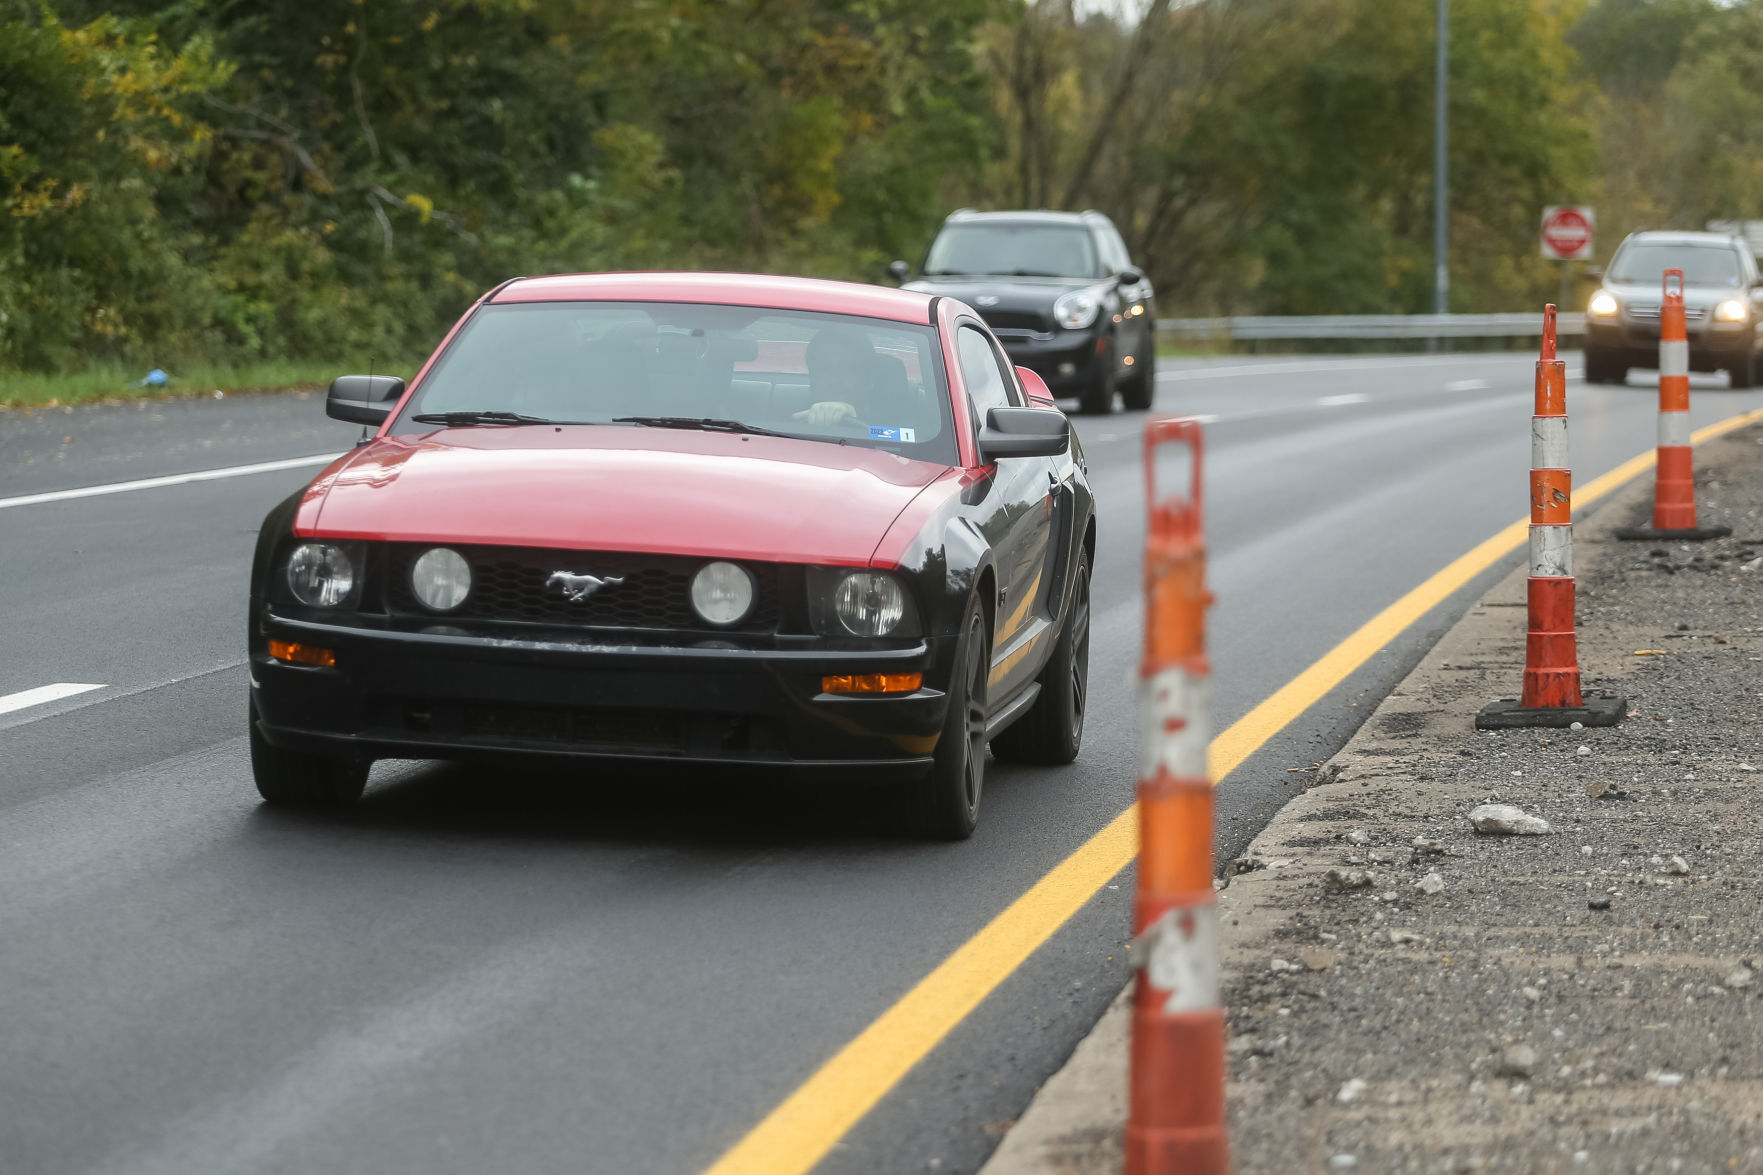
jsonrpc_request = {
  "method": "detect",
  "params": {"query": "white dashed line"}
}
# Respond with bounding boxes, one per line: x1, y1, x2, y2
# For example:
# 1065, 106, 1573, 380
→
1317, 393, 1369, 407
1445, 379, 1491, 392
0, 453, 343, 511
0, 683, 105, 716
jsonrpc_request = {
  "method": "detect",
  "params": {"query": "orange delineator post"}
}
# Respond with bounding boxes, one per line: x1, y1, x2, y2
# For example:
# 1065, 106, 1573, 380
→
1524, 306, 1581, 710
1655, 269, 1697, 530
1127, 419, 1228, 1175
1476, 306, 1625, 730
1614, 269, 1729, 541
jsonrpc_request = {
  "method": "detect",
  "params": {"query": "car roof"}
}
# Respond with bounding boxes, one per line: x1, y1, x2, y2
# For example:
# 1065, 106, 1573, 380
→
943, 208, 1108, 228
489, 272, 937, 325
1621, 231, 1746, 249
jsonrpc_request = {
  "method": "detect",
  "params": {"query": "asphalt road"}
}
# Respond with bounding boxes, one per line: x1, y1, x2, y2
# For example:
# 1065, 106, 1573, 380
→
4, 358, 1759, 1175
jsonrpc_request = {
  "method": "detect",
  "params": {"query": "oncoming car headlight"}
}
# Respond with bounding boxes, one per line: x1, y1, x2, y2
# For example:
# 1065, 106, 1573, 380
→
286, 543, 356, 608
1054, 290, 1101, 331
1714, 299, 1748, 323
411, 547, 472, 612
833, 571, 906, 637
1588, 292, 1619, 317
691, 561, 755, 627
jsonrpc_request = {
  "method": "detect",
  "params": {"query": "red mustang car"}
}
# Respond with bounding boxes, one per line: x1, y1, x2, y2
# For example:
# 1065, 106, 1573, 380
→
249, 273, 1095, 837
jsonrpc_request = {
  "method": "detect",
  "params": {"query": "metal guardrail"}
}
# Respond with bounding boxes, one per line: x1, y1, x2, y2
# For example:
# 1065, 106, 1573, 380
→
1158, 312, 1587, 341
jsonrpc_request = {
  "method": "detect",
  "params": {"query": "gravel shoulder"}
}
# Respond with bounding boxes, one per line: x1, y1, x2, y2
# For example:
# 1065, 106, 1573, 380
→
983, 424, 1763, 1175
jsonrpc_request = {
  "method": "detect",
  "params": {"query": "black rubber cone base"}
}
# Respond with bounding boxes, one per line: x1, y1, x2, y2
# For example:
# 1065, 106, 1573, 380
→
1475, 690, 1628, 730
1613, 525, 1731, 542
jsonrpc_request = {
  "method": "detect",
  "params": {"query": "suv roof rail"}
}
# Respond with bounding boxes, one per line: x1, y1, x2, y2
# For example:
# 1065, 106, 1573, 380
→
947, 207, 978, 219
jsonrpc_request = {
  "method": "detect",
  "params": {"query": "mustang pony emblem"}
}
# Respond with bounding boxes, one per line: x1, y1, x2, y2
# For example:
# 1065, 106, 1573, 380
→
545, 571, 624, 603
975, 295, 1000, 307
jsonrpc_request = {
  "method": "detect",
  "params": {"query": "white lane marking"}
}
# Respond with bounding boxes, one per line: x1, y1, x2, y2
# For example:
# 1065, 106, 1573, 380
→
1317, 393, 1369, 407
1445, 379, 1490, 392
0, 452, 343, 511
0, 682, 105, 715
1155, 355, 1523, 383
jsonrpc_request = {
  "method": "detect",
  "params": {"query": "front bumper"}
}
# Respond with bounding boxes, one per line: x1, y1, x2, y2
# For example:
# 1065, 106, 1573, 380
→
991, 329, 1106, 394
1585, 317, 1760, 369
251, 613, 958, 775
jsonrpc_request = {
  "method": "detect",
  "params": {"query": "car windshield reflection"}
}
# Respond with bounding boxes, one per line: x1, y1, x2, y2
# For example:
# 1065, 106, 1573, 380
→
394, 301, 956, 464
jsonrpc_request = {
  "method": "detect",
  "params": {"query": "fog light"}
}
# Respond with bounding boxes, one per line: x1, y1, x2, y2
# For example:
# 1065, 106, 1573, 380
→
269, 639, 336, 667
822, 673, 923, 695
1058, 362, 1076, 376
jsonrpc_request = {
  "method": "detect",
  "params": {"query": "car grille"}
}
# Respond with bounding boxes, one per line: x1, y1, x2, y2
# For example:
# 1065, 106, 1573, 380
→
385, 545, 780, 633
1629, 303, 1707, 322
981, 308, 1055, 333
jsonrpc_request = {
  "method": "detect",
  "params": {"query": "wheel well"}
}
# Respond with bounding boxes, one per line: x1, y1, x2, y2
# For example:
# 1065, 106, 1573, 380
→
1083, 516, 1096, 565
975, 565, 997, 638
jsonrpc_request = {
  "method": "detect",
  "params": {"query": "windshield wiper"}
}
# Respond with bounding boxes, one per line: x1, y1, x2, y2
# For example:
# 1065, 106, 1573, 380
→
411, 410, 554, 427
612, 416, 791, 438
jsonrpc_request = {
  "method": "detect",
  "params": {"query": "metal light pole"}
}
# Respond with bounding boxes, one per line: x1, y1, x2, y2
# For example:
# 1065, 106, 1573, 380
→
1433, 0, 1449, 318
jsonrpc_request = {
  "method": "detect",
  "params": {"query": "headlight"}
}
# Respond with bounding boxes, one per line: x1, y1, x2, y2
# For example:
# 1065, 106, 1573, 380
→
286, 543, 355, 608
691, 561, 755, 627
833, 571, 906, 637
1054, 290, 1100, 331
1715, 299, 1748, 322
1588, 292, 1619, 317
410, 547, 472, 611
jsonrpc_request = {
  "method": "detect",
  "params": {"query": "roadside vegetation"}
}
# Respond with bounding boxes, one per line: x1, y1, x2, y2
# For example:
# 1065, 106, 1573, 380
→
3, 0, 1762, 404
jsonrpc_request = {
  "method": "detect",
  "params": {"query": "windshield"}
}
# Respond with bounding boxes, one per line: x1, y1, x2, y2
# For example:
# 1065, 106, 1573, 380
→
1608, 242, 1745, 288
395, 302, 956, 463
923, 223, 1099, 279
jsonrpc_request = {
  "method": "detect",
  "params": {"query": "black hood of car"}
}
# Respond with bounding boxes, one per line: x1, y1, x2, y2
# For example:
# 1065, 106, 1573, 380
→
905, 274, 1106, 333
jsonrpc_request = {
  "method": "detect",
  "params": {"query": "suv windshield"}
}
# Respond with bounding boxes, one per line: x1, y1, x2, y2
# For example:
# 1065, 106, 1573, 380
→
924, 223, 1099, 279
1608, 242, 1745, 288
394, 302, 956, 464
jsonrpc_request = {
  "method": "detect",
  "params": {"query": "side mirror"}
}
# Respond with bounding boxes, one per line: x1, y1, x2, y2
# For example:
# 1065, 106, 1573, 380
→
1116, 265, 1144, 285
1015, 366, 1057, 408
1584, 266, 1603, 282
979, 406, 1069, 462
887, 259, 911, 283
326, 374, 406, 426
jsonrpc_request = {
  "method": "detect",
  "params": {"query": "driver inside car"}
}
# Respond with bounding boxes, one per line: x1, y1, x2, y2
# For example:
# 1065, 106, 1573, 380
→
793, 326, 923, 438
795, 326, 878, 428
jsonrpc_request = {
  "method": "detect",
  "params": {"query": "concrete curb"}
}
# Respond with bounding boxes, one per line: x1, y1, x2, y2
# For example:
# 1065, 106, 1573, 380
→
980, 424, 1763, 1173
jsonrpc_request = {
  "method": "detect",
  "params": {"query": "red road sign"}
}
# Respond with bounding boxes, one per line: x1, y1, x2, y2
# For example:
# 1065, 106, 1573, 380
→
1541, 206, 1594, 261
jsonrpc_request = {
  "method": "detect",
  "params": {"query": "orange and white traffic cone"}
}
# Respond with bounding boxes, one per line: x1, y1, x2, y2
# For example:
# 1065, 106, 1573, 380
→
1478, 306, 1625, 730
1615, 268, 1731, 542
1126, 419, 1228, 1175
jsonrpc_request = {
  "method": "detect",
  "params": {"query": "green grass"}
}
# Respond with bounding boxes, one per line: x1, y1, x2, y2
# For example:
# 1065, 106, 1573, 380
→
0, 359, 377, 410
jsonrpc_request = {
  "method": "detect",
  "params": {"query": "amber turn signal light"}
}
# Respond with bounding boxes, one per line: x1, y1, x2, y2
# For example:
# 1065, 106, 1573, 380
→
821, 673, 922, 695
268, 639, 336, 668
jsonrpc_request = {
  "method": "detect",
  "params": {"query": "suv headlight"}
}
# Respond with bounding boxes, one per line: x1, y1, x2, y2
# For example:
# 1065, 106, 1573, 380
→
286, 543, 356, 607
1714, 299, 1748, 322
1588, 292, 1619, 317
1054, 290, 1101, 331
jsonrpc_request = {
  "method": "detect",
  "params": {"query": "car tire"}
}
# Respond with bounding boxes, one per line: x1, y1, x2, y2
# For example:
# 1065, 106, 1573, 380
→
910, 599, 989, 840
1584, 346, 1626, 385
1078, 338, 1116, 415
1729, 348, 1757, 389
1119, 342, 1156, 411
249, 698, 369, 807
991, 549, 1090, 766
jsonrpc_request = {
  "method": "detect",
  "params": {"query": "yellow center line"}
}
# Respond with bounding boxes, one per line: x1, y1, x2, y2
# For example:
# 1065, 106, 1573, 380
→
701, 405, 1763, 1175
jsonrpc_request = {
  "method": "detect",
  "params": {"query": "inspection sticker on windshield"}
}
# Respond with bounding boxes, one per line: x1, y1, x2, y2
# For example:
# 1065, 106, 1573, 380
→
868, 426, 916, 442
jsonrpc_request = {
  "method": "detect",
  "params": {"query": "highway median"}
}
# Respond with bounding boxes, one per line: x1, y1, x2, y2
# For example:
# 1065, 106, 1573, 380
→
982, 421, 1763, 1172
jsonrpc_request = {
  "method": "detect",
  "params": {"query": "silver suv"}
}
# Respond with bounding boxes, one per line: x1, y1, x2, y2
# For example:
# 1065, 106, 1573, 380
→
1584, 230, 1763, 387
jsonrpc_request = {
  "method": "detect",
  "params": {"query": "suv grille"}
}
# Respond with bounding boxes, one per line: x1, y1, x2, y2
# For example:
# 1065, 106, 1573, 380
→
386, 545, 779, 633
1629, 303, 1707, 322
